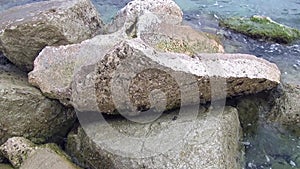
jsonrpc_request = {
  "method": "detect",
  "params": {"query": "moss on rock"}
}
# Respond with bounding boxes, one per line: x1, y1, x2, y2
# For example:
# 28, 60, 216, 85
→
0, 137, 80, 169
220, 15, 300, 44
0, 164, 13, 169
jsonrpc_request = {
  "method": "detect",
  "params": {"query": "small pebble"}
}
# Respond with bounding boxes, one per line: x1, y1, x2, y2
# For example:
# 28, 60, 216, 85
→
241, 141, 251, 146
247, 162, 256, 168
265, 155, 270, 162
290, 160, 296, 167
293, 64, 298, 70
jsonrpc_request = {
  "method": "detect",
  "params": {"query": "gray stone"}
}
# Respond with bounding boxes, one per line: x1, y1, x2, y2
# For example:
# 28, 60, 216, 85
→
28, 13, 225, 107
72, 39, 280, 114
0, 0, 104, 71
28, 30, 126, 105
0, 137, 80, 169
66, 106, 242, 169
107, 0, 183, 33
0, 64, 76, 145
20, 148, 80, 169
268, 84, 300, 132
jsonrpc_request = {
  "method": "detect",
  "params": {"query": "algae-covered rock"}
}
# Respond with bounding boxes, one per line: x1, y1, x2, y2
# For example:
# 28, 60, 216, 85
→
0, 64, 76, 145
66, 107, 242, 169
220, 15, 300, 44
0, 164, 13, 169
0, 0, 104, 71
20, 145, 81, 169
0, 137, 80, 169
236, 96, 261, 137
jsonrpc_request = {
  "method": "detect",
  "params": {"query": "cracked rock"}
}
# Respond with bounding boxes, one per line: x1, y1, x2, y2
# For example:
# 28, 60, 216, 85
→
72, 39, 280, 114
66, 106, 242, 169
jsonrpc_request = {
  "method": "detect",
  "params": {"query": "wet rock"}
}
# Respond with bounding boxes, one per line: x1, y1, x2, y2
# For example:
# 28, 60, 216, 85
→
268, 84, 300, 134
107, 0, 183, 33
220, 15, 300, 44
66, 106, 242, 169
72, 39, 280, 114
28, 31, 126, 105
271, 161, 295, 169
236, 96, 261, 137
136, 12, 224, 54
0, 64, 76, 145
0, 137, 80, 169
0, 0, 104, 71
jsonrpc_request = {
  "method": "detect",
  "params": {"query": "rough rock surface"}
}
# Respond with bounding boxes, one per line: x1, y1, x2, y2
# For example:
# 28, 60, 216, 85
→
29, 15, 224, 106
136, 12, 224, 54
28, 31, 126, 105
66, 106, 242, 169
0, 64, 76, 145
71, 39, 280, 114
20, 148, 80, 169
107, 0, 183, 33
0, 137, 35, 167
0, 0, 104, 71
268, 84, 300, 131
0, 137, 79, 169
220, 15, 300, 44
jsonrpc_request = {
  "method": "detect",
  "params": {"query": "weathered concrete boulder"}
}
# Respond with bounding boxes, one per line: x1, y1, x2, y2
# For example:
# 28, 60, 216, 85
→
66, 107, 242, 169
136, 12, 224, 54
29, 13, 224, 106
71, 39, 280, 114
0, 0, 104, 71
28, 31, 126, 105
107, 0, 183, 33
0, 64, 76, 145
268, 84, 300, 134
0, 137, 80, 169
220, 15, 300, 44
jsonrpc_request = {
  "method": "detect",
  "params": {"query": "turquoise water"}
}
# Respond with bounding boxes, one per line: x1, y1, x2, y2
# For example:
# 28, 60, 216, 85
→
1, 0, 299, 169
1, 0, 300, 29
175, 0, 300, 29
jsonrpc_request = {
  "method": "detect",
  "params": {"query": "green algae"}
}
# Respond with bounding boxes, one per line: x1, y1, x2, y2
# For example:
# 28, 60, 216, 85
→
220, 15, 300, 44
